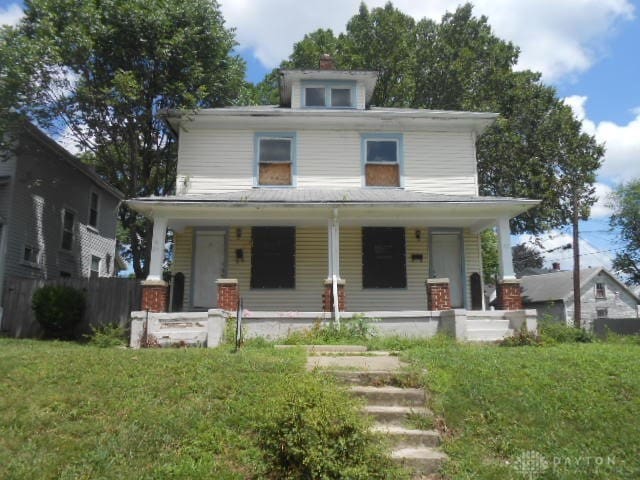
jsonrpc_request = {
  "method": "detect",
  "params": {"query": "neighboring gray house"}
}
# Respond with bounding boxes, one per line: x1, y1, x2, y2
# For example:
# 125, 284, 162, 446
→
520, 267, 640, 329
0, 120, 123, 318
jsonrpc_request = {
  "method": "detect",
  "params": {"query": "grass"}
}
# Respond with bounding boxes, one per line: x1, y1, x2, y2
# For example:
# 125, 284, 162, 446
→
404, 341, 640, 479
0, 339, 398, 479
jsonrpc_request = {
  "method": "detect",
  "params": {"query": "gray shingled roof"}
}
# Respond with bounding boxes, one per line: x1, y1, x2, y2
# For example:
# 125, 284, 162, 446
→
132, 188, 534, 205
520, 267, 640, 304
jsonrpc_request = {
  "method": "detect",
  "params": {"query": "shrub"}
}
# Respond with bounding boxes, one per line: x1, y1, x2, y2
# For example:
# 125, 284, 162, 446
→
32, 285, 86, 338
499, 328, 543, 347
257, 374, 406, 479
284, 314, 379, 345
86, 323, 126, 348
539, 321, 595, 344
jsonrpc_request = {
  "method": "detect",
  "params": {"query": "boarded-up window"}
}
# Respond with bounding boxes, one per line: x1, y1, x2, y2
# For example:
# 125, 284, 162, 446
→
258, 137, 292, 185
362, 227, 406, 288
251, 227, 295, 288
365, 139, 400, 187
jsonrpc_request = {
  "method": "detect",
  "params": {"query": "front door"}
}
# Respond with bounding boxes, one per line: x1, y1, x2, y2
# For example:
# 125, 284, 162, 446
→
430, 232, 464, 308
193, 231, 225, 309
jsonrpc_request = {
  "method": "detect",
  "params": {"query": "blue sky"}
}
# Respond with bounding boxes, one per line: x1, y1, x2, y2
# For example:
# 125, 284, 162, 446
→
2, 0, 639, 270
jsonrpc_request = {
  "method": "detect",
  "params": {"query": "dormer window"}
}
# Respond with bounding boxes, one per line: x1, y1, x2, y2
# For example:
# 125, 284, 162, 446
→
303, 82, 355, 108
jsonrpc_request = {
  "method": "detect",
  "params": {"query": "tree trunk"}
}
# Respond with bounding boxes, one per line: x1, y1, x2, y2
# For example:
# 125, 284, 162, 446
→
572, 196, 581, 328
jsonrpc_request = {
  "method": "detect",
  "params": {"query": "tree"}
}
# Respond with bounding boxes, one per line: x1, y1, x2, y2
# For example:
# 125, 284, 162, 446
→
512, 243, 544, 276
7, 0, 245, 277
257, 2, 604, 235
609, 179, 640, 285
481, 229, 499, 284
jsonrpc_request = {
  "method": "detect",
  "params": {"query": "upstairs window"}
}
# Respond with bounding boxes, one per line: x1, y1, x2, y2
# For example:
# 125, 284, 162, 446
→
90, 255, 101, 278
362, 227, 407, 288
595, 282, 606, 299
88, 192, 99, 228
303, 84, 355, 108
363, 135, 402, 187
256, 134, 295, 186
251, 227, 295, 289
61, 209, 75, 251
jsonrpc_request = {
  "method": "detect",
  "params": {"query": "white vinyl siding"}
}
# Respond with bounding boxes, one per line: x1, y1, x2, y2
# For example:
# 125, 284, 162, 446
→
172, 228, 194, 309
177, 129, 478, 196
463, 229, 483, 309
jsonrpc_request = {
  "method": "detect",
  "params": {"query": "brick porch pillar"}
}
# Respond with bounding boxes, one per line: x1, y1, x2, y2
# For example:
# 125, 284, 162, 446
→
426, 278, 451, 311
217, 279, 239, 311
141, 280, 169, 313
322, 279, 346, 312
496, 279, 523, 310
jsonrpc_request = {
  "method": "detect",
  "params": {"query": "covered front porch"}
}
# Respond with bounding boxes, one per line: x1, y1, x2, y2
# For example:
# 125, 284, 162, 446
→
129, 189, 538, 317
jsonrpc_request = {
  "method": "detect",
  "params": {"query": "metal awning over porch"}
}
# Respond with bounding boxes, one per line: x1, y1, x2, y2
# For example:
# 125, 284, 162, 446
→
128, 188, 539, 232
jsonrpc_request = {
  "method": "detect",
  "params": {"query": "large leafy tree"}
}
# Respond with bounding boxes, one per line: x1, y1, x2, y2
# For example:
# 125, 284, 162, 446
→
255, 2, 604, 235
609, 179, 640, 285
6, 0, 245, 277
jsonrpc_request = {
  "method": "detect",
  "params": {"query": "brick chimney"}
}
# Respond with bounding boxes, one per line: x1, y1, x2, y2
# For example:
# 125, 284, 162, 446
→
319, 53, 336, 70
552, 262, 561, 271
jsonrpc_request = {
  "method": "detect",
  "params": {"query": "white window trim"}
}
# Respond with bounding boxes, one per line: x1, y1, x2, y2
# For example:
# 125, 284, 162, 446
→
361, 133, 404, 188
90, 254, 102, 278
87, 189, 100, 231
60, 207, 77, 252
254, 132, 297, 187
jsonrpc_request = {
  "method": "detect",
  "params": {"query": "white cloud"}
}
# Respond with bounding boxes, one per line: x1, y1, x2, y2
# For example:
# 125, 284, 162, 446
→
220, 0, 634, 82
565, 95, 640, 183
517, 231, 613, 270
0, 3, 23, 27
591, 183, 613, 218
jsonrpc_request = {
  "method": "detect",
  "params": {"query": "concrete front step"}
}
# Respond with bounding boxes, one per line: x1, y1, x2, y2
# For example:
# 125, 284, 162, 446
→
350, 385, 426, 406
324, 369, 414, 386
466, 328, 514, 341
371, 424, 441, 448
275, 344, 367, 353
363, 405, 432, 425
391, 447, 448, 475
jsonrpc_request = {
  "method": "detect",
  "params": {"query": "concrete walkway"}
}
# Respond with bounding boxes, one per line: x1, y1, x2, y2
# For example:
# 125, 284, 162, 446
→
300, 345, 448, 479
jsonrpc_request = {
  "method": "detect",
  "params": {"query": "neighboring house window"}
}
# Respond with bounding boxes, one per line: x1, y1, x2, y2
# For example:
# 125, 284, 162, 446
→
90, 255, 101, 278
363, 134, 402, 187
303, 84, 355, 108
596, 307, 608, 319
61, 209, 75, 250
251, 227, 295, 288
88, 192, 99, 229
595, 282, 606, 299
362, 227, 407, 288
256, 133, 295, 186
60, 271, 71, 278
22, 244, 40, 266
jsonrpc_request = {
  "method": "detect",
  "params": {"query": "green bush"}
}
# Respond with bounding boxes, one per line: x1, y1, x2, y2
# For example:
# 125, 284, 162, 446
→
257, 374, 406, 479
499, 328, 543, 347
32, 285, 86, 338
86, 323, 126, 347
540, 321, 595, 343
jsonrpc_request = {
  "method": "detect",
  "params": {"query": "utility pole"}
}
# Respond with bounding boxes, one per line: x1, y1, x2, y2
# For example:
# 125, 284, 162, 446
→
572, 194, 581, 328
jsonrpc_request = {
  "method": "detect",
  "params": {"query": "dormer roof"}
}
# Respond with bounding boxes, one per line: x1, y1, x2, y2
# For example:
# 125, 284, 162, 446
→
278, 69, 379, 108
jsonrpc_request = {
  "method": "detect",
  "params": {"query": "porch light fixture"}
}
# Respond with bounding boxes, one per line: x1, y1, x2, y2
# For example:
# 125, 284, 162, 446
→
415, 229, 421, 240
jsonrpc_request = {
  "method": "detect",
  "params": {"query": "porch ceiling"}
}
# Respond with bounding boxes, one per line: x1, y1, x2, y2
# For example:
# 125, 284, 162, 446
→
128, 189, 539, 233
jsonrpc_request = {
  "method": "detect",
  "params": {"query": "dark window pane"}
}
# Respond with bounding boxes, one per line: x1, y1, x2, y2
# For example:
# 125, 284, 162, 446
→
305, 87, 325, 106
259, 138, 291, 163
362, 227, 406, 288
366, 140, 397, 163
331, 88, 351, 107
89, 193, 98, 227
251, 227, 295, 288
63, 210, 74, 230
62, 231, 73, 250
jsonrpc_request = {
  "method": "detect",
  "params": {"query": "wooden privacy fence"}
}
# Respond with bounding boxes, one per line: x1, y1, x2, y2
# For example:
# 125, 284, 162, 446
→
1, 276, 142, 338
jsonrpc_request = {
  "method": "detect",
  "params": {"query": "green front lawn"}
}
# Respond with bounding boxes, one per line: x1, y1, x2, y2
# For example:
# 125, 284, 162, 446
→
406, 342, 640, 479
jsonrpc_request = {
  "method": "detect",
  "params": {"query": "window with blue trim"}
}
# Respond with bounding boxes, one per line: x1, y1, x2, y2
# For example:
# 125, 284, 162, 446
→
256, 134, 294, 186
303, 83, 355, 108
363, 135, 402, 187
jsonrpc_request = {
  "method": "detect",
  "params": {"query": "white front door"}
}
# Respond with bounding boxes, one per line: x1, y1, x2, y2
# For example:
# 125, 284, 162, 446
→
430, 232, 464, 308
193, 231, 225, 309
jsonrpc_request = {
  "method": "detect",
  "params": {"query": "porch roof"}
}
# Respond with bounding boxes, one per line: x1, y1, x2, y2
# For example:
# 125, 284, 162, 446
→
128, 189, 539, 231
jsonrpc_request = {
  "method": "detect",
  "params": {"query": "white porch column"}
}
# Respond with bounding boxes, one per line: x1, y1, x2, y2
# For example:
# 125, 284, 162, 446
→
146, 215, 168, 282
496, 215, 516, 280
327, 209, 340, 280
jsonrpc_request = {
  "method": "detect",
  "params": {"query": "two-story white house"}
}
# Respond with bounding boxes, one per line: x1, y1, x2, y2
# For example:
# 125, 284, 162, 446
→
129, 58, 539, 340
